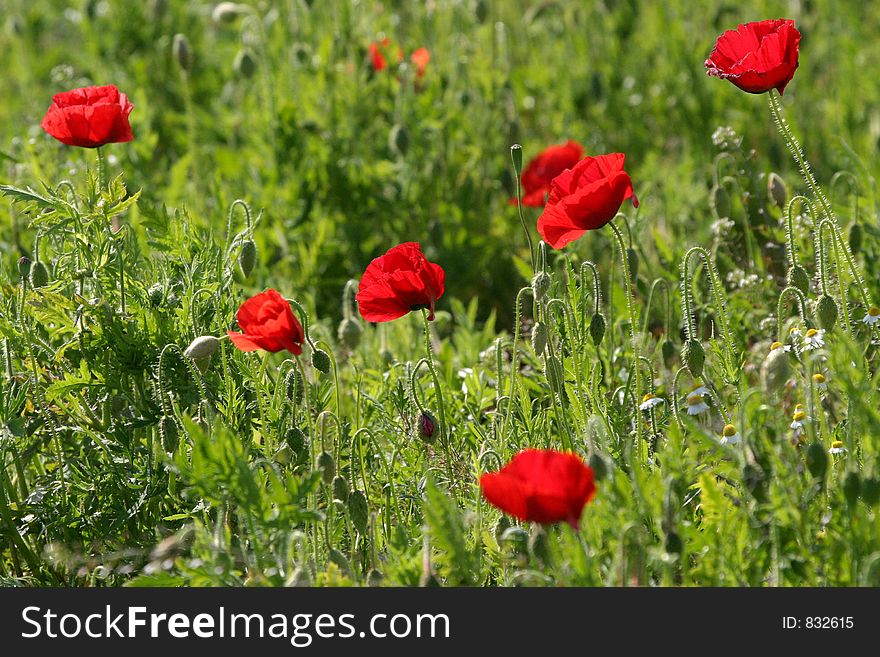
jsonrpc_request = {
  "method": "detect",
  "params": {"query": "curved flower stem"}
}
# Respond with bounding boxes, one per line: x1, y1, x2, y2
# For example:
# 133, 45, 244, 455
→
224, 199, 253, 257
511, 147, 536, 273
642, 278, 671, 347
785, 195, 817, 270
768, 90, 872, 308
776, 286, 809, 342
421, 309, 454, 483
609, 217, 643, 461
502, 286, 534, 442
817, 219, 852, 335
670, 366, 689, 429
681, 246, 737, 368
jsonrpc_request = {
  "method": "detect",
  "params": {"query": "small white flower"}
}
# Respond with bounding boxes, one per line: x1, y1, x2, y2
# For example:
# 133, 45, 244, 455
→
828, 440, 847, 455
685, 393, 710, 416
811, 372, 828, 391
639, 393, 664, 411
790, 406, 809, 441
803, 328, 825, 351
769, 341, 791, 353
720, 424, 740, 445
863, 307, 880, 326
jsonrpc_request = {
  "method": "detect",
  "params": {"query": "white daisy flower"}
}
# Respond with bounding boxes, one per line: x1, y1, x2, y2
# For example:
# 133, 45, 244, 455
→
828, 440, 847, 455
811, 372, 827, 391
769, 341, 791, 353
720, 423, 740, 445
685, 392, 710, 415
863, 307, 880, 326
690, 384, 710, 396
803, 328, 825, 351
639, 393, 664, 411
790, 405, 809, 442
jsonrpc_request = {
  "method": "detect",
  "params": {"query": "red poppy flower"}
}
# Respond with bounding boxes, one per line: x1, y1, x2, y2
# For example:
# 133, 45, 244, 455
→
705, 19, 800, 95
537, 153, 638, 249
509, 140, 584, 207
411, 47, 430, 78
480, 449, 596, 529
227, 288, 304, 355
356, 242, 445, 322
40, 84, 134, 148
369, 38, 403, 72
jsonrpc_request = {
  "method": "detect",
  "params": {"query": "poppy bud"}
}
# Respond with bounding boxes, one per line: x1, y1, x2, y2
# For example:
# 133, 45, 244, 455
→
274, 445, 293, 466
499, 526, 529, 556
528, 525, 551, 565
545, 354, 565, 396
843, 471, 861, 508
475, 0, 489, 22
510, 143, 523, 173
767, 172, 788, 210
494, 516, 510, 541
284, 426, 307, 455
661, 338, 675, 366
159, 415, 180, 453
805, 442, 828, 481
312, 349, 331, 374
238, 239, 257, 279
786, 265, 810, 295
148, 0, 167, 20
348, 489, 369, 534
173, 33, 192, 72
761, 343, 791, 392
212, 2, 246, 23
588, 452, 610, 482
665, 531, 683, 554
337, 317, 362, 349
367, 569, 384, 587
861, 477, 880, 507
849, 222, 863, 255
531, 322, 548, 355
317, 451, 335, 484
184, 335, 220, 361
710, 184, 731, 219
30, 261, 49, 288
388, 124, 409, 156
626, 247, 639, 282
148, 283, 164, 307
17, 256, 31, 279
418, 411, 436, 443
234, 48, 258, 77
332, 475, 350, 503
285, 368, 304, 404
531, 271, 551, 301
328, 548, 353, 579
680, 339, 705, 378
380, 348, 394, 365
589, 313, 606, 347
815, 294, 838, 331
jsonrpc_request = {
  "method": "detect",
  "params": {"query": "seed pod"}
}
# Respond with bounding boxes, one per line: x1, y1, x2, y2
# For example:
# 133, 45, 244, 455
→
159, 416, 180, 453
234, 49, 257, 77
418, 411, 436, 443
531, 322, 549, 354
148, 283, 164, 308
626, 247, 639, 282
680, 339, 705, 378
285, 368, 304, 404
588, 452, 609, 482
545, 354, 565, 397
284, 426, 307, 455
805, 442, 828, 481
311, 349, 331, 374
861, 477, 880, 507
17, 256, 31, 280
30, 261, 49, 288
332, 475, 350, 503
317, 451, 335, 484
531, 271, 551, 301
238, 239, 257, 278
348, 489, 368, 534
388, 124, 409, 156
172, 33, 192, 72
767, 172, 788, 210
184, 335, 220, 361
815, 294, 838, 331
589, 313, 606, 347
849, 222, 863, 255
510, 143, 523, 172
337, 317, 362, 349
761, 344, 791, 392
710, 184, 731, 219
661, 338, 675, 366
843, 471, 861, 508
786, 265, 810, 295
212, 2, 245, 24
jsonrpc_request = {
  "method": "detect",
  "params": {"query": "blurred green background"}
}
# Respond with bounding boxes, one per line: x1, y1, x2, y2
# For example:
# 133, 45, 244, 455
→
2, 0, 878, 323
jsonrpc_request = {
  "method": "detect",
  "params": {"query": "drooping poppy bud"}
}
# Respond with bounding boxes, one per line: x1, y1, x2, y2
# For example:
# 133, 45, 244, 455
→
418, 410, 436, 443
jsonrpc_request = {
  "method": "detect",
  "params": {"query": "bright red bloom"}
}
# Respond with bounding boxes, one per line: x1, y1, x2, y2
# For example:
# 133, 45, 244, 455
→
537, 153, 638, 249
411, 47, 430, 78
480, 449, 596, 529
705, 19, 800, 95
356, 242, 445, 322
509, 140, 584, 207
227, 289, 304, 355
40, 84, 134, 148
369, 38, 403, 72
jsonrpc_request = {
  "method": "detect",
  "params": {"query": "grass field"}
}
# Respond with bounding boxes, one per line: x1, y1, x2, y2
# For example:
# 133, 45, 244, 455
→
2, 0, 880, 587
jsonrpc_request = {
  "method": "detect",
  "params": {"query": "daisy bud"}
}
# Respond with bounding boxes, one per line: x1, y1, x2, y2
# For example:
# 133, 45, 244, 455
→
589, 313, 606, 347
30, 260, 49, 288
234, 48, 257, 77
317, 451, 335, 485
388, 124, 409, 156
786, 265, 810, 295
173, 33, 192, 72
761, 343, 791, 392
626, 247, 639, 282
843, 471, 861, 508
238, 239, 257, 278
312, 348, 331, 374
337, 317, 362, 349
159, 416, 180, 453
710, 184, 731, 219
767, 172, 788, 210
184, 335, 220, 361
531, 271, 551, 301
680, 339, 705, 378
661, 338, 675, 366
332, 474, 350, 503
510, 143, 523, 173
805, 442, 828, 481
284, 426, 307, 455
418, 410, 436, 443
17, 256, 31, 279
815, 294, 838, 331
212, 2, 246, 23
348, 489, 369, 534
861, 477, 880, 507
531, 322, 548, 354
848, 222, 863, 255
